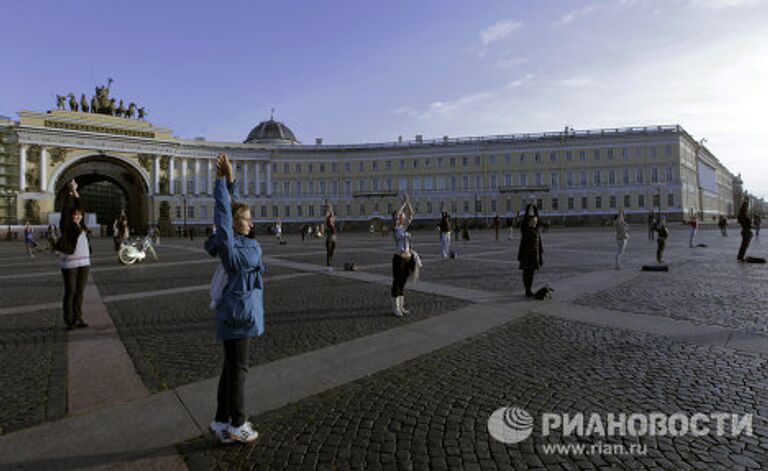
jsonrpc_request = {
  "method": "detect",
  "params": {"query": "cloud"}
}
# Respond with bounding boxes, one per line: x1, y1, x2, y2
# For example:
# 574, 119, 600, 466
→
553, 5, 599, 26
480, 20, 523, 44
559, 76, 594, 87
495, 55, 528, 69
418, 92, 495, 119
507, 74, 536, 88
688, 0, 760, 9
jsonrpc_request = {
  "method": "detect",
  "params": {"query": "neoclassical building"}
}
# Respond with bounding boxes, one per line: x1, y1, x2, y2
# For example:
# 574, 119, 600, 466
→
0, 106, 737, 233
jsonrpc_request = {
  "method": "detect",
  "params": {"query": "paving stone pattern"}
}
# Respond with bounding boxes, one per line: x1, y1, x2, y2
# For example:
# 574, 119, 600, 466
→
0, 310, 67, 434
180, 315, 768, 470
107, 276, 469, 392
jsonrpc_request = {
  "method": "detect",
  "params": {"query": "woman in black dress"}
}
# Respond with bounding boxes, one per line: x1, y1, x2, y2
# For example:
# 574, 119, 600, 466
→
517, 204, 543, 297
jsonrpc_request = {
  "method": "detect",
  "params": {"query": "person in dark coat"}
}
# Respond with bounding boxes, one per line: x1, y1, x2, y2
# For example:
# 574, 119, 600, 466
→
737, 200, 753, 261
517, 204, 543, 297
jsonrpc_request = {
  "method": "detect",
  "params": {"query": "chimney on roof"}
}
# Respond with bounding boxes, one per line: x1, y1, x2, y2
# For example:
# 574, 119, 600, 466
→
398, 135, 403, 143
315, 137, 323, 145
415, 134, 423, 144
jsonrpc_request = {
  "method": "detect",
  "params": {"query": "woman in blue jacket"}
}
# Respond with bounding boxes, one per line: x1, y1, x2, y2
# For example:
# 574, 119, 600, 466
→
208, 153, 264, 444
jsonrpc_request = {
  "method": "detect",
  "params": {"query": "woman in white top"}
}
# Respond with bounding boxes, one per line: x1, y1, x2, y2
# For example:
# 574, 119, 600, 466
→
55, 179, 91, 330
391, 194, 415, 317
614, 209, 629, 270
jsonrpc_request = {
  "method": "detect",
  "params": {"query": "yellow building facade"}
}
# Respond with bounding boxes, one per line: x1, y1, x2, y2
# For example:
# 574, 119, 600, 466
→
0, 108, 736, 233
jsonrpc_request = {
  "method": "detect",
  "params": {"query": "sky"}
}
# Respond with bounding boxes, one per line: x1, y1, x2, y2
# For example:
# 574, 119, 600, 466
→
2, 0, 767, 198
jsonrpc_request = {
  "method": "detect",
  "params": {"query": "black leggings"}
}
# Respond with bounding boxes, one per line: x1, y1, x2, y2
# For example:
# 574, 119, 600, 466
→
215, 338, 249, 427
522, 269, 535, 294
738, 231, 753, 260
62, 266, 89, 326
325, 239, 336, 266
391, 255, 413, 297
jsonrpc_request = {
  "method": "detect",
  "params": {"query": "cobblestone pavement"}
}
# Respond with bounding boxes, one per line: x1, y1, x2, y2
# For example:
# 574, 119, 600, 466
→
179, 315, 768, 470
0, 309, 67, 434
107, 275, 468, 392
577, 231, 768, 335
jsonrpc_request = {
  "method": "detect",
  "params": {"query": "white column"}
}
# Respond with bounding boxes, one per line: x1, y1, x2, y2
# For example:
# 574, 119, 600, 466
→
194, 159, 201, 195
207, 159, 214, 195
39, 147, 47, 192
181, 158, 188, 195
267, 163, 272, 196
242, 162, 249, 196
254, 162, 260, 196
19, 145, 27, 191
169, 157, 175, 194
153, 156, 160, 194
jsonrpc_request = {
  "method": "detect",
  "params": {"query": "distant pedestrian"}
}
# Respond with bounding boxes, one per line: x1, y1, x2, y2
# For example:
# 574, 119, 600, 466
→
655, 216, 669, 263
647, 212, 656, 241
207, 154, 263, 444
493, 215, 500, 242
754, 214, 762, 237
462, 221, 470, 241
737, 201, 753, 261
391, 194, 415, 317
439, 211, 452, 258
518, 204, 543, 297
23, 221, 37, 258
189, 226, 196, 242
325, 203, 337, 269
718, 216, 728, 236
55, 179, 91, 331
274, 219, 282, 242
688, 215, 699, 248
614, 210, 629, 270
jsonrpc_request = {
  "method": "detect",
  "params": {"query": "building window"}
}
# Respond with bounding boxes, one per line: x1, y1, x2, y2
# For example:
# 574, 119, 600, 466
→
609, 196, 616, 208
537, 199, 543, 209
425, 158, 431, 168
385, 160, 391, 170
490, 199, 497, 212
462, 157, 468, 167
666, 167, 674, 182
399, 160, 405, 170
593, 149, 601, 160
489, 155, 495, 166
579, 150, 586, 161
308, 163, 314, 173
436, 176, 445, 190
437, 158, 443, 169
309, 205, 315, 216
568, 197, 574, 210
665, 145, 673, 157
505, 173, 512, 186
372, 161, 378, 171
412, 177, 421, 191
462, 176, 469, 190
668, 194, 674, 207
638, 195, 645, 208
463, 200, 469, 212
297, 205, 303, 217
261, 206, 267, 217
283, 163, 290, 174
506, 198, 512, 211
358, 162, 364, 172
385, 177, 392, 191
580, 171, 587, 186
636, 168, 644, 183
345, 180, 351, 195
475, 199, 482, 212
175, 206, 181, 218
566, 171, 574, 187
359, 204, 365, 215
490, 175, 497, 190
552, 198, 559, 210
450, 176, 457, 191
345, 204, 350, 215
624, 195, 631, 208
295, 163, 302, 173
520, 173, 528, 187
308, 181, 315, 194
608, 149, 614, 160
450, 157, 456, 168
594, 170, 601, 186
622, 147, 628, 158
475, 175, 483, 190
535, 172, 543, 186
427, 201, 433, 213
320, 181, 327, 194
636, 147, 643, 158
283, 181, 290, 195
653, 194, 660, 208
520, 153, 526, 164
505, 154, 511, 165
651, 168, 658, 183
581, 197, 588, 209
374, 202, 380, 213
284, 206, 291, 217
272, 206, 278, 217
332, 163, 337, 172
595, 196, 602, 209
475, 155, 481, 166
566, 151, 573, 161
608, 169, 615, 185
344, 162, 351, 172
399, 177, 408, 190
550, 152, 557, 162
534, 153, 541, 163
622, 169, 630, 184
452, 201, 458, 213
650, 147, 657, 158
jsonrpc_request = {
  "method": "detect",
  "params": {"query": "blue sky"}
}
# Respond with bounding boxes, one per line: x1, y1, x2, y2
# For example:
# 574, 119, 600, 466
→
3, 0, 767, 197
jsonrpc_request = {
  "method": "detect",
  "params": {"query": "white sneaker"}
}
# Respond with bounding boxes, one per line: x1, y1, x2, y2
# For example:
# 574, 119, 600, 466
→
398, 296, 410, 315
391, 297, 403, 317
227, 421, 259, 444
209, 420, 232, 444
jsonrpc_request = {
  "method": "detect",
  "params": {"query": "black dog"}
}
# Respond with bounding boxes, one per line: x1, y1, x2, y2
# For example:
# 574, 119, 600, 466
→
533, 286, 554, 300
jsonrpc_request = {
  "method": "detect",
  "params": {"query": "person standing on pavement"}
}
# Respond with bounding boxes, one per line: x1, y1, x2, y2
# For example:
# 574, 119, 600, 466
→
325, 202, 337, 270
493, 215, 500, 242
518, 204, 543, 297
274, 219, 282, 243
718, 215, 728, 236
614, 210, 629, 270
688, 215, 699, 248
391, 194, 415, 317
655, 215, 669, 263
207, 153, 263, 444
737, 200, 753, 261
754, 214, 762, 237
23, 221, 37, 258
647, 212, 656, 241
439, 211, 451, 258
55, 179, 91, 331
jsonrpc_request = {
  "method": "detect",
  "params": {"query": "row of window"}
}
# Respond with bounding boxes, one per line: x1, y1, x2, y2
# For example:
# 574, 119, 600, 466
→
270, 145, 677, 175
175, 194, 675, 220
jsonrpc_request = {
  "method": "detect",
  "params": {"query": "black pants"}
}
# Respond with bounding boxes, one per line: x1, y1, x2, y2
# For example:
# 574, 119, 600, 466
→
656, 238, 666, 263
738, 231, 753, 260
522, 269, 535, 294
216, 338, 249, 427
325, 239, 336, 266
391, 255, 412, 297
648, 227, 655, 240
62, 266, 89, 326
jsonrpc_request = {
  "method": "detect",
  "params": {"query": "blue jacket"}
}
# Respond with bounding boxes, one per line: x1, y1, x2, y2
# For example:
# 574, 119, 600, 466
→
210, 178, 264, 340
